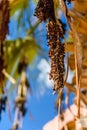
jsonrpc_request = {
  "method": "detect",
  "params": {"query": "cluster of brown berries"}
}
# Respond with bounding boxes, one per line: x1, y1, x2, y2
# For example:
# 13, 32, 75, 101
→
46, 20, 65, 91
34, 0, 55, 21
34, 0, 65, 92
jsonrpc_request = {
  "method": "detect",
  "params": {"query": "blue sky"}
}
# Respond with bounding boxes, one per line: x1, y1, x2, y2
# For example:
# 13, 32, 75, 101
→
0, 88, 57, 130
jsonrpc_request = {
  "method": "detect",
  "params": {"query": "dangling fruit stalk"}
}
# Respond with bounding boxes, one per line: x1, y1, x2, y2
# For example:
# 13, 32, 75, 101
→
34, 0, 65, 93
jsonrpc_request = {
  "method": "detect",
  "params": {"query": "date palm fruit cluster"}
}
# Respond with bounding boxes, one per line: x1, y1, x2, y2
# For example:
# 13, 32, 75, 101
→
47, 20, 65, 91
34, 0, 65, 92
34, 0, 55, 21
0, 0, 9, 90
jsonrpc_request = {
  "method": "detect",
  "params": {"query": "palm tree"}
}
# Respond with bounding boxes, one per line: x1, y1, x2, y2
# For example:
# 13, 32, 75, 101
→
0, 0, 87, 129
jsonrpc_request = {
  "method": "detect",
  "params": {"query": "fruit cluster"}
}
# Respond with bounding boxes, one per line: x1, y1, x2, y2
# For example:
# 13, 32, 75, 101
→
34, 0, 55, 21
34, 0, 65, 92
47, 20, 65, 91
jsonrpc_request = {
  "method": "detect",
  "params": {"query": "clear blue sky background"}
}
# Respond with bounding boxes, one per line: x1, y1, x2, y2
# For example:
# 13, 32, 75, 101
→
0, 89, 58, 130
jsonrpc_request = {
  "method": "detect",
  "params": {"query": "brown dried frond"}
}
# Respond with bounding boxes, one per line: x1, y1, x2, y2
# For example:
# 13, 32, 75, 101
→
0, 0, 10, 41
34, 0, 55, 21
